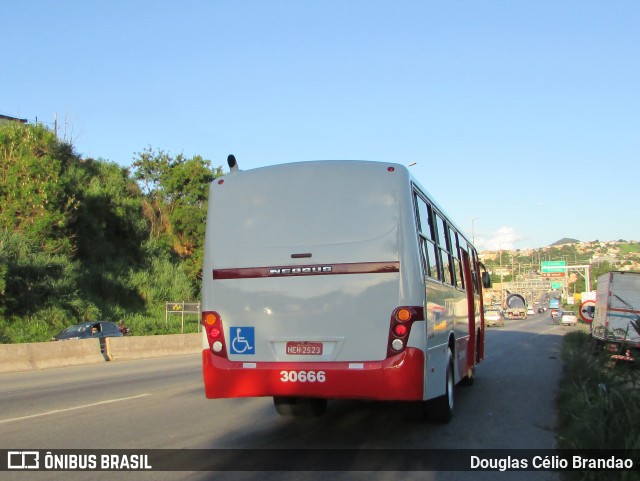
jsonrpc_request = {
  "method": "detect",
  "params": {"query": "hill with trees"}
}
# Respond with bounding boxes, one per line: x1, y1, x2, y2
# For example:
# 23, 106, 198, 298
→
480, 240, 640, 292
550, 238, 580, 246
0, 122, 222, 342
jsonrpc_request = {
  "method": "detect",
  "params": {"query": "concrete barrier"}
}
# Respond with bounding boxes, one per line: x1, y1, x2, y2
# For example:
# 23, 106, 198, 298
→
0, 338, 106, 373
0, 333, 202, 374
106, 333, 201, 361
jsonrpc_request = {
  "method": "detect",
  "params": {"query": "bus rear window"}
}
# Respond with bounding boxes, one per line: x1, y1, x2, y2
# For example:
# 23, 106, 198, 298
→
212, 167, 399, 249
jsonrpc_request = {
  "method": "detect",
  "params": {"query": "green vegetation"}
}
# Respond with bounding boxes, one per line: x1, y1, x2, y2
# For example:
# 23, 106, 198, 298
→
557, 331, 640, 480
0, 122, 222, 342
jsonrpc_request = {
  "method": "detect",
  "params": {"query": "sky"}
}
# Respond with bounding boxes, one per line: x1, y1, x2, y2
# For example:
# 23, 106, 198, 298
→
3, 0, 639, 251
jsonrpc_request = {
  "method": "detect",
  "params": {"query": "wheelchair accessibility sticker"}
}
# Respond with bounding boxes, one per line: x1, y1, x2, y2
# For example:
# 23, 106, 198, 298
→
230, 327, 255, 355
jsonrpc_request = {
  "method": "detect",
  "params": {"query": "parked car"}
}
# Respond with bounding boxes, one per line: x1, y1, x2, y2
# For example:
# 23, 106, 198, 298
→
52, 321, 128, 340
484, 309, 504, 327
559, 311, 578, 327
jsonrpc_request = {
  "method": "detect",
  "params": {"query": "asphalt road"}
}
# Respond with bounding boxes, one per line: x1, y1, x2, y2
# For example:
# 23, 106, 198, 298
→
1, 313, 573, 481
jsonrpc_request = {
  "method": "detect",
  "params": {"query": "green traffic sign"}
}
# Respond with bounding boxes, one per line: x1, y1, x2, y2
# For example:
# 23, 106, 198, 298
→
541, 260, 566, 273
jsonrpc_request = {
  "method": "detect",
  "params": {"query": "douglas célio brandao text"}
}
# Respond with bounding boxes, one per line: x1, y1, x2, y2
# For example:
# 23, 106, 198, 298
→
470, 455, 635, 471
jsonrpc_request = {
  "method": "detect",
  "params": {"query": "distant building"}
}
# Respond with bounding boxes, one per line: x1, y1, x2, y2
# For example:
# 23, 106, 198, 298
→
0, 114, 28, 125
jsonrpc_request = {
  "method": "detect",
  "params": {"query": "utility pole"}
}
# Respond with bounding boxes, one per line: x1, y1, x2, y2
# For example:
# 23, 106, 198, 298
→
470, 217, 479, 245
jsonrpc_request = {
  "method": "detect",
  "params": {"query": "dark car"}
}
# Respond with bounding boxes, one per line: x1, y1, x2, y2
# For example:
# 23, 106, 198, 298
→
53, 321, 126, 340
550, 309, 561, 323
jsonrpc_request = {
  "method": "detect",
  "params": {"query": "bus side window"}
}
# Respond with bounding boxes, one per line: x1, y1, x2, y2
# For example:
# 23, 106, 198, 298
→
446, 224, 459, 288
469, 244, 481, 293
414, 192, 440, 280
435, 213, 454, 286
426, 238, 439, 279
453, 232, 464, 290
413, 193, 427, 273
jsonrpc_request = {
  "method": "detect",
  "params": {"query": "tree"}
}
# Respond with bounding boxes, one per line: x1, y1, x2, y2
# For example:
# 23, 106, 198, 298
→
0, 123, 224, 341
131, 147, 223, 278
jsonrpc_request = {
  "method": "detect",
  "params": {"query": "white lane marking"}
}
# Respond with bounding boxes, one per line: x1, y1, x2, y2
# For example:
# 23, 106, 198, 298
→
0, 393, 152, 424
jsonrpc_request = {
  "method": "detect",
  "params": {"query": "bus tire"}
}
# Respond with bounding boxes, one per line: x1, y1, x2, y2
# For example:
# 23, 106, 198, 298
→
429, 350, 454, 423
273, 397, 327, 417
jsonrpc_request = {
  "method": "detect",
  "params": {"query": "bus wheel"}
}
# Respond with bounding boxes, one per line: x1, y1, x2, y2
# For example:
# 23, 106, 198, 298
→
273, 397, 327, 417
429, 350, 454, 423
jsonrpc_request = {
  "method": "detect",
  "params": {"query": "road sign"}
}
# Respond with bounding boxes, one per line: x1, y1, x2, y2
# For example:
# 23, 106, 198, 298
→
166, 302, 200, 313
579, 300, 596, 323
165, 302, 201, 333
541, 261, 566, 277
542, 272, 565, 278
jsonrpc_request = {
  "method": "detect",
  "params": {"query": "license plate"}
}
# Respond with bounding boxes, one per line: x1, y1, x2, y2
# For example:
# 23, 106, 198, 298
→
286, 341, 323, 355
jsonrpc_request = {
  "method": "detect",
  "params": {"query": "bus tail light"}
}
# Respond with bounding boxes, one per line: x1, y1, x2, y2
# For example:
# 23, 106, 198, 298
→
386, 306, 424, 358
394, 324, 408, 337
202, 311, 227, 358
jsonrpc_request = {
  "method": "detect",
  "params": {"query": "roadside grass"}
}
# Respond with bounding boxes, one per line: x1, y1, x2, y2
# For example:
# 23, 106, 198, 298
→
0, 310, 201, 343
123, 311, 201, 336
557, 331, 640, 480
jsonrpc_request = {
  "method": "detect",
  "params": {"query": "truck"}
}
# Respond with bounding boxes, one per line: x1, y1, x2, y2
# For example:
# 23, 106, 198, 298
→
591, 271, 640, 362
504, 293, 527, 320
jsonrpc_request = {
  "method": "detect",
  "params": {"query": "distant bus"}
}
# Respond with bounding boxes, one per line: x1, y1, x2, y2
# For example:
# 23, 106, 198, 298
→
201, 159, 491, 421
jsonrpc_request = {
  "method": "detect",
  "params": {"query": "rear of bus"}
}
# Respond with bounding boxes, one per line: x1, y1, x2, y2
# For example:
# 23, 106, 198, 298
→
201, 160, 426, 410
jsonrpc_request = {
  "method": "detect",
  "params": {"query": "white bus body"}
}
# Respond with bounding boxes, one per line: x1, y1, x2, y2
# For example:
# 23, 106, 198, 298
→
201, 160, 488, 417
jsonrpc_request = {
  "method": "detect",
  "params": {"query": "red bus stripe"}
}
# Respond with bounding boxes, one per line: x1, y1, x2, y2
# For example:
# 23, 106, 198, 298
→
213, 261, 400, 280
608, 307, 640, 315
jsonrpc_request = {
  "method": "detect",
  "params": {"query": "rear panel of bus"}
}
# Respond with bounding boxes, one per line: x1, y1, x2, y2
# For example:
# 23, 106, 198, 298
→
201, 161, 426, 400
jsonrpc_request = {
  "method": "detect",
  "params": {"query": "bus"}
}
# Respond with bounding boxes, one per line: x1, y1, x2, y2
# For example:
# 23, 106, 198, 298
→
201, 158, 491, 421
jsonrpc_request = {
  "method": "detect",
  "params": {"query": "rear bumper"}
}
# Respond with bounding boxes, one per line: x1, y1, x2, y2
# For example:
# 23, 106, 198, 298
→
202, 348, 425, 401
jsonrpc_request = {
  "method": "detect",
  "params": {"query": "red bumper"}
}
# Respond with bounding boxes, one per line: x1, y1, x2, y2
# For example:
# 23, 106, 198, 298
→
202, 348, 425, 401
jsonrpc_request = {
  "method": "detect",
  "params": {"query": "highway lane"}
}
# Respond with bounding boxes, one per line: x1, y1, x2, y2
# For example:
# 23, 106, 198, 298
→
1, 314, 570, 480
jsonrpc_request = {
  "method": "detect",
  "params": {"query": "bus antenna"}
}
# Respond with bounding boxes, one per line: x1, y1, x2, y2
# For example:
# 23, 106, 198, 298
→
227, 154, 239, 172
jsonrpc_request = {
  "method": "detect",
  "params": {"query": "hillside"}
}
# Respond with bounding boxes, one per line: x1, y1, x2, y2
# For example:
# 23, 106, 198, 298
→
550, 238, 580, 246
0, 122, 222, 342
479, 239, 640, 289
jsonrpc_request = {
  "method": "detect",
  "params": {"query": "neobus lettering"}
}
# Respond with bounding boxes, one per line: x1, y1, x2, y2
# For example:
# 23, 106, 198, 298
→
269, 266, 332, 275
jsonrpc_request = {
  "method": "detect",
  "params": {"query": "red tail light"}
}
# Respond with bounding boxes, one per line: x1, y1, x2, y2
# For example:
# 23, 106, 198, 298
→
394, 324, 408, 337
202, 311, 227, 358
386, 306, 424, 358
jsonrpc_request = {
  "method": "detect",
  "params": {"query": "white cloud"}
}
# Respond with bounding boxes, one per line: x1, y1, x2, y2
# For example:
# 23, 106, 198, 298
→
476, 226, 522, 251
